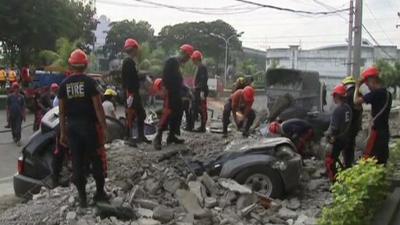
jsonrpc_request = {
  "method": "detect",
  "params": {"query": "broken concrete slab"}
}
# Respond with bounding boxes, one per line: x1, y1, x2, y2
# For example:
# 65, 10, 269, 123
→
204, 197, 217, 208
286, 198, 301, 210
137, 218, 161, 225
137, 208, 153, 218
133, 199, 159, 210
152, 206, 174, 223
188, 181, 207, 207
200, 173, 219, 196
176, 189, 211, 219
236, 194, 258, 211
163, 178, 184, 194
218, 178, 252, 194
278, 207, 298, 220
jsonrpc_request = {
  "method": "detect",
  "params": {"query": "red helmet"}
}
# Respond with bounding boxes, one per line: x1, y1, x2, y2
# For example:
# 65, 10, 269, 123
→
68, 49, 88, 67
242, 86, 255, 103
332, 84, 346, 97
191, 50, 203, 61
180, 44, 194, 56
269, 121, 281, 134
361, 66, 379, 80
50, 83, 59, 91
153, 78, 163, 93
12, 82, 19, 89
124, 38, 139, 50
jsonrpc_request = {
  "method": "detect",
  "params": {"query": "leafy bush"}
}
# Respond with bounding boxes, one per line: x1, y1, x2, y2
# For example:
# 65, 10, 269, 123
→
318, 158, 389, 225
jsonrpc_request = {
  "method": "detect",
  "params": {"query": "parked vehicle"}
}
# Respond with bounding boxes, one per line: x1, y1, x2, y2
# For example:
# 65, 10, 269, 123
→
189, 137, 302, 199
13, 107, 126, 198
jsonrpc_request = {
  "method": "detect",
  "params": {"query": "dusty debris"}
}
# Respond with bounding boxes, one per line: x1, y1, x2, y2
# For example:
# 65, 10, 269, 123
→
0, 131, 331, 225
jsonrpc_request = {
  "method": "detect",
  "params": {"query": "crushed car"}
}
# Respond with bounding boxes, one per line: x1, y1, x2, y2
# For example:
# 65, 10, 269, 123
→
189, 137, 302, 199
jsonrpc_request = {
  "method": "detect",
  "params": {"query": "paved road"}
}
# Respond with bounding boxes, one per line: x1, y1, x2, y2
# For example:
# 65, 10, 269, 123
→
0, 111, 35, 196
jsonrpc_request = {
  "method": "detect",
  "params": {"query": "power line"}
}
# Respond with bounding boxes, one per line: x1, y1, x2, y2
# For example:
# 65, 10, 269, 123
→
127, 0, 262, 15
364, 2, 395, 45
361, 24, 397, 60
234, 0, 349, 15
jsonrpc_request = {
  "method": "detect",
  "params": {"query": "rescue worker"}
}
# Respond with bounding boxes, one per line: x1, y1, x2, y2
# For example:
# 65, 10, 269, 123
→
354, 67, 392, 164
102, 89, 117, 118
0, 67, 6, 89
222, 86, 256, 138
8, 67, 17, 84
268, 119, 314, 157
21, 65, 31, 88
181, 84, 194, 131
191, 50, 208, 132
232, 77, 247, 92
153, 44, 194, 150
121, 38, 150, 144
58, 49, 108, 207
50, 83, 60, 107
341, 76, 363, 167
325, 84, 352, 182
6, 82, 25, 146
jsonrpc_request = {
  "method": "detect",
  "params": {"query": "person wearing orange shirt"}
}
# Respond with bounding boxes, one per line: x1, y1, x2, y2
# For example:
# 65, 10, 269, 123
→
222, 86, 256, 137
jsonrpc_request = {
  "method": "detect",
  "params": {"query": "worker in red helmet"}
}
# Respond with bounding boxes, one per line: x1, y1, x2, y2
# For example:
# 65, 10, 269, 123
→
222, 86, 256, 137
325, 84, 352, 182
191, 50, 209, 132
121, 38, 150, 145
268, 119, 314, 157
58, 49, 108, 207
6, 82, 25, 146
354, 66, 392, 164
153, 44, 194, 150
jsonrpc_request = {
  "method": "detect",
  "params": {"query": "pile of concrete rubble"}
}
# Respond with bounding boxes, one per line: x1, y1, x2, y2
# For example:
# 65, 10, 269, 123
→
0, 132, 331, 225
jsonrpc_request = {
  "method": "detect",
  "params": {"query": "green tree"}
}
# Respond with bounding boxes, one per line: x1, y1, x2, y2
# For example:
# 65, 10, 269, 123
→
157, 20, 242, 68
37, 38, 82, 70
0, 0, 97, 66
376, 59, 400, 96
104, 19, 155, 59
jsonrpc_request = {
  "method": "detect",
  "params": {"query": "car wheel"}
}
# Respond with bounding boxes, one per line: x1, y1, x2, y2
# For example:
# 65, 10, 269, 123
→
234, 165, 284, 199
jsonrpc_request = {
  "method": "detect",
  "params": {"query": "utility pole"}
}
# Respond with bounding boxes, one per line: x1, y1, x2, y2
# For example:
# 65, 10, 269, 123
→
346, 0, 354, 76
352, 0, 363, 78
397, 12, 400, 28
209, 32, 244, 87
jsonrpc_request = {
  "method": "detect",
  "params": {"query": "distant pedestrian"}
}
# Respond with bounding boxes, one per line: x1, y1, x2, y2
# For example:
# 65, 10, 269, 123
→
50, 83, 60, 107
58, 49, 108, 207
6, 82, 25, 146
354, 67, 392, 164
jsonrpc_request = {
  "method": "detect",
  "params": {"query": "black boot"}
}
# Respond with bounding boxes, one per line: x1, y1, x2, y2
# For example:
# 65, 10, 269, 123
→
194, 123, 206, 133
153, 131, 163, 150
167, 133, 185, 145
93, 190, 109, 203
137, 123, 151, 144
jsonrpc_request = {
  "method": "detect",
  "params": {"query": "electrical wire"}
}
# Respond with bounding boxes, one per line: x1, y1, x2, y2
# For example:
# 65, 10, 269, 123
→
361, 24, 397, 60
234, 0, 349, 15
364, 2, 395, 45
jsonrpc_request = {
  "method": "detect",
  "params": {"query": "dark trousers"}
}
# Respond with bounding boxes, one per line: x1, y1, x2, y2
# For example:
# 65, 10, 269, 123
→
126, 95, 146, 138
325, 139, 347, 181
183, 99, 193, 130
222, 99, 255, 134
192, 91, 207, 126
67, 119, 104, 192
343, 135, 356, 168
10, 115, 22, 141
365, 128, 389, 164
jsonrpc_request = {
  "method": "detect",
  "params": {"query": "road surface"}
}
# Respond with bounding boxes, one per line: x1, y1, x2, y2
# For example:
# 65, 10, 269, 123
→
0, 111, 35, 196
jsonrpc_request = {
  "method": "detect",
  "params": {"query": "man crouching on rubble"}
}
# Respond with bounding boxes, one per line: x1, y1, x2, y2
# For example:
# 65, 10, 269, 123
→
354, 66, 392, 164
222, 86, 256, 138
325, 84, 352, 182
59, 49, 109, 207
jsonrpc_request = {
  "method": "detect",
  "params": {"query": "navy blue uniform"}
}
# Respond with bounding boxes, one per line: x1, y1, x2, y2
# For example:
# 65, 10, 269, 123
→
325, 103, 352, 181
281, 119, 314, 156
7, 93, 25, 142
363, 88, 392, 164
58, 74, 104, 192
192, 64, 208, 129
162, 57, 183, 135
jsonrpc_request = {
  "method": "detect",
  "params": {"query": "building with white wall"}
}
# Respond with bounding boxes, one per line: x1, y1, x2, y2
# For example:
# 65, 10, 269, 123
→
266, 43, 400, 89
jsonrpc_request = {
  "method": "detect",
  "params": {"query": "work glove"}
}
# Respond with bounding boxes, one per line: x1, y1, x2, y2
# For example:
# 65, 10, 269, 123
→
200, 91, 205, 100
126, 95, 133, 108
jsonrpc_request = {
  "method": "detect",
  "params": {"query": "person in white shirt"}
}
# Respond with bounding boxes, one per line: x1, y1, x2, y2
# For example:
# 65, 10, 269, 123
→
102, 89, 117, 118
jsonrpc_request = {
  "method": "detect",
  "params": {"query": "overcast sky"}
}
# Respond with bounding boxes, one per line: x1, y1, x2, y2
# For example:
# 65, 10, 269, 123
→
96, 0, 400, 50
